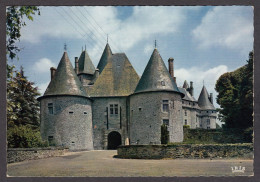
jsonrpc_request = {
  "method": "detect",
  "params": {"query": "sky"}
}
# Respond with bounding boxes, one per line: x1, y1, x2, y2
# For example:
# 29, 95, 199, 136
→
8, 6, 254, 110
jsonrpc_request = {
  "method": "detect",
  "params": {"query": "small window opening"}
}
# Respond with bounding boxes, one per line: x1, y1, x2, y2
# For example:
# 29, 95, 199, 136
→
161, 81, 165, 86
48, 103, 53, 114
115, 104, 118, 115
162, 100, 169, 112
110, 104, 114, 115
163, 119, 169, 126
139, 107, 142, 111
185, 119, 187, 125
69, 111, 74, 114
84, 111, 87, 115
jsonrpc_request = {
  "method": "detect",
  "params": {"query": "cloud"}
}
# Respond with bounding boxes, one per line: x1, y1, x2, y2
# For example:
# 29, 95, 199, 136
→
175, 65, 229, 107
37, 82, 49, 95
33, 58, 55, 73
20, 6, 196, 52
192, 6, 253, 53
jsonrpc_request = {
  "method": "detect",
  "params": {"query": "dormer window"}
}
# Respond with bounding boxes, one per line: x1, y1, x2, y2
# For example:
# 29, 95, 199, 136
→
161, 81, 165, 86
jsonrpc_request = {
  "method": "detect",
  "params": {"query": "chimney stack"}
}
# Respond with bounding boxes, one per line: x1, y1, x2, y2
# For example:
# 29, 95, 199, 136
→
168, 57, 174, 79
75, 57, 79, 74
190, 81, 194, 96
50, 67, 56, 80
210, 93, 213, 104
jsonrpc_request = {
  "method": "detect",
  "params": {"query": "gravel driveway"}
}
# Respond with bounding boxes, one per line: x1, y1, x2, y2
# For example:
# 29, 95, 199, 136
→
7, 150, 253, 177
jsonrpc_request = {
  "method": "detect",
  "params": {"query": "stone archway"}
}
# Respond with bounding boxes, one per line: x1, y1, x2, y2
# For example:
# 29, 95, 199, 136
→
107, 131, 122, 150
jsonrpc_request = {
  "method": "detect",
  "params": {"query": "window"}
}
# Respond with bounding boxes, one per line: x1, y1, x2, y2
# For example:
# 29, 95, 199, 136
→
207, 126, 210, 129
207, 119, 210, 125
83, 111, 87, 115
115, 104, 118, 115
185, 119, 187, 125
185, 110, 187, 116
139, 107, 142, 111
69, 111, 74, 114
161, 81, 165, 86
182, 101, 184, 104
110, 104, 119, 115
110, 104, 114, 115
193, 103, 195, 106
48, 103, 53, 114
48, 136, 54, 146
162, 100, 169, 112
163, 119, 169, 126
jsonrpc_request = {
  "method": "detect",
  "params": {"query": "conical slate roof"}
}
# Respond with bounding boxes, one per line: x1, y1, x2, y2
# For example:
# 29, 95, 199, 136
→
198, 86, 215, 110
43, 52, 87, 97
78, 49, 95, 75
89, 53, 140, 97
183, 80, 189, 89
134, 48, 183, 96
97, 43, 112, 73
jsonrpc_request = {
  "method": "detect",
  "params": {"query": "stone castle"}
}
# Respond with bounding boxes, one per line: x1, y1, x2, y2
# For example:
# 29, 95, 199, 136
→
38, 43, 217, 150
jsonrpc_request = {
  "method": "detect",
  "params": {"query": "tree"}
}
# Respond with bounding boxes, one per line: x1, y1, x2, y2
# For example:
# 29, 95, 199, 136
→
6, 6, 40, 59
7, 67, 47, 148
6, 6, 45, 148
215, 52, 253, 129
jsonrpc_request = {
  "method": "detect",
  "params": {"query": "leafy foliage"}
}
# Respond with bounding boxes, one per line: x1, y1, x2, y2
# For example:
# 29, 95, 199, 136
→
215, 52, 253, 129
7, 66, 47, 148
6, 6, 40, 59
161, 124, 169, 144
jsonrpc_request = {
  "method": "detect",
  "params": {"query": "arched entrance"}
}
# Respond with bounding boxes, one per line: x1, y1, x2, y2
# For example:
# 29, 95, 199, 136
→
107, 131, 122, 150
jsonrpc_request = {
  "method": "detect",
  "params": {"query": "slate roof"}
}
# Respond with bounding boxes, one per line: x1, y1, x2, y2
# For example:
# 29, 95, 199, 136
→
78, 49, 95, 75
198, 86, 215, 110
89, 53, 140, 97
134, 48, 183, 96
41, 52, 88, 98
97, 43, 113, 73
178, 87, 196, 102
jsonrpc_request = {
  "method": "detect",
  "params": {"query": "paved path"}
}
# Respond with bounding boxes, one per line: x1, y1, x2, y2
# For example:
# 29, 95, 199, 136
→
7, 150, 253, 177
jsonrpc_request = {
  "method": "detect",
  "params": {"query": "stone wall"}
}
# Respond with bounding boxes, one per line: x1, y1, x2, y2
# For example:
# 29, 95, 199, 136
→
7, 147, 68, 163
40, 95, 93, 150
129, 91, 183, 145
92, 97, 128, 150
117, 144, 253, 159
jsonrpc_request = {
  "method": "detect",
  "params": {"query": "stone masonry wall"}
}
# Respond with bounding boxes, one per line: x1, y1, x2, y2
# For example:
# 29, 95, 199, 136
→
92, 97, 128, 150
7, 148, 68, 163
129, 91, 183, 145
117, 144, 253, 159
40, 96, 93, 150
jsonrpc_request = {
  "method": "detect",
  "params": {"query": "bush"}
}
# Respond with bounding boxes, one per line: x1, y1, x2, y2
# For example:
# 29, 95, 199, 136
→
161, 124, 169, 144
7, 125, 48, 148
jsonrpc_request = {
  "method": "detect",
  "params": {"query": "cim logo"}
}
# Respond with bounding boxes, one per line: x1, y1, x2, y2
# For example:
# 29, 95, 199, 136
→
231, 166, 246, 173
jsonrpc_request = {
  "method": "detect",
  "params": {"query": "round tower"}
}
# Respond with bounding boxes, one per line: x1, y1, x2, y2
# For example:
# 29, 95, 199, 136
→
129, 48, 184, 145
38, 52, 94, 150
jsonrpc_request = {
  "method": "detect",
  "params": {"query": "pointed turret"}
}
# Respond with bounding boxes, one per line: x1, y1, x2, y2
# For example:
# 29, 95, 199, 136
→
97, 43, 113, 73
78, 48, 95, 75
42, 52, 87, 97
183, 80, 189, 89
134, 49, 183, 96
198, 86, 215, 110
